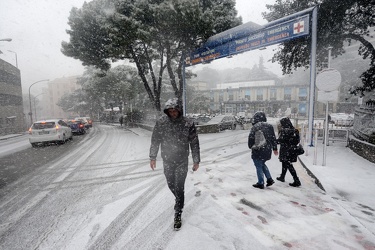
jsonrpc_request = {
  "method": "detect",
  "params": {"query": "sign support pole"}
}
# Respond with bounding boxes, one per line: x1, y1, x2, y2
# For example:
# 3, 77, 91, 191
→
307, 6, 318, 147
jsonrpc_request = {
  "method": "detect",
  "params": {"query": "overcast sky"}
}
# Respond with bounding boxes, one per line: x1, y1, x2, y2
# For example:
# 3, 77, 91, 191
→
0, 0, 278, 93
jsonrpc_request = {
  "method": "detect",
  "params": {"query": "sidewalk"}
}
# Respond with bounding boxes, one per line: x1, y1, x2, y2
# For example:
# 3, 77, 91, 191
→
297, 139, 375, 234
0, 133, 25, 140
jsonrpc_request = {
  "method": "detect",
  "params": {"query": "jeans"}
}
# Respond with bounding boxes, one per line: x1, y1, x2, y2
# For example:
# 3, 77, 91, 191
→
253, 158, 272, 185
163, 160, 188, 213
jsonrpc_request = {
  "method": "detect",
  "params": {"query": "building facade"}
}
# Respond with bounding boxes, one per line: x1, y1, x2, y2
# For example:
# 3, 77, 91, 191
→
191, 79, 309, 117
39, 76, 81, 120
0, 58, 25, 134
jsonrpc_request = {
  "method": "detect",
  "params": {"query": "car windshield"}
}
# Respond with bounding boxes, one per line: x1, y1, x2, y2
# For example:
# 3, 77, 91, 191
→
32, 122, 55, 129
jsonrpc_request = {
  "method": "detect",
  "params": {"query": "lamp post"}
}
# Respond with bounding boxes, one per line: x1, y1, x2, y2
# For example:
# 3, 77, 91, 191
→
34, 93, 45, 121
0, 38, 12, 54
7, 50, 18, 68
28, 79, 49, 125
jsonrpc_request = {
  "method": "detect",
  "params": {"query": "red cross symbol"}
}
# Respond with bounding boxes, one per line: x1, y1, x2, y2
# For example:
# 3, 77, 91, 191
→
294, 21, 304, 33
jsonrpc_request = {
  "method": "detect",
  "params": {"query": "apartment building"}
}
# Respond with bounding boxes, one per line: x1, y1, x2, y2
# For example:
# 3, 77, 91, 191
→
192, 79, 309, 117
0, 58, 25, 134
39, 76, 81, 120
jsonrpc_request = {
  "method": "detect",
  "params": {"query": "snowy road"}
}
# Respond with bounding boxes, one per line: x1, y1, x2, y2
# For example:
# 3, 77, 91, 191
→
0, 124, 374, 249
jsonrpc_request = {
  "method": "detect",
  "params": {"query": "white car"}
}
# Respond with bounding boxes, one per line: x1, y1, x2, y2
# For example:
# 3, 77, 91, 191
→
330, 113, 354, 127
29, 119, 73, 147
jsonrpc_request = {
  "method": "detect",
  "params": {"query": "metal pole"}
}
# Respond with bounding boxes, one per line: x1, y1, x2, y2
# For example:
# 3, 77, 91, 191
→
33, 93, 44, 122
34, 98, 37, 122
28, 79, 49, 125
307, 6, 318, 147
313, 128, 318, 165
323, 101, 329, 165
322, 47, 332, 166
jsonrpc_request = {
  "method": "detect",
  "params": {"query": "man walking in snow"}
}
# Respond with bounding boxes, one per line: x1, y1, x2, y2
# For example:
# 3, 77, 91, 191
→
149, 98, 200, 230
248, 111, 278, 189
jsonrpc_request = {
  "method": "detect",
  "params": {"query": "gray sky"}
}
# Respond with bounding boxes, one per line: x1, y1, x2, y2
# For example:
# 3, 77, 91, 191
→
0, 0, 278, 93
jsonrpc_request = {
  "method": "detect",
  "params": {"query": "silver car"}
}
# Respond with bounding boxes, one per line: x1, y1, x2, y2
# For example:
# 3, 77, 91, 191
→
29, 119, 73, 147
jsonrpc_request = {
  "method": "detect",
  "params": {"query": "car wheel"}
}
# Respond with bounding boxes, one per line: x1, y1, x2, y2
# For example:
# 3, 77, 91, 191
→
31, 143, 37, 148
58, 135, 66, 144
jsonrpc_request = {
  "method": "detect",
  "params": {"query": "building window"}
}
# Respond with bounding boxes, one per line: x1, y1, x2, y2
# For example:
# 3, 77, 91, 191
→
228, 89, 234, 101
299, 88, 307, 101
245, 89, 250, 100
270, 88, 277, 101
284, 87, 292, 101
298, 103, 307, 114
257, 89, 263, 101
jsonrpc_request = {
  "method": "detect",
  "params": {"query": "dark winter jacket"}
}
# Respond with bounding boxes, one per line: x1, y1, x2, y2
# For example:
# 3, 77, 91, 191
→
248, 112, 278, 161
277, 117, 300, 163
149, 98, 200, 164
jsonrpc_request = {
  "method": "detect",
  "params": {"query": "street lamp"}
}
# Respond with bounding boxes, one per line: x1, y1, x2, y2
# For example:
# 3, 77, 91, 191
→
7, 50, 18, 68
0, 38, 12, 54
34, 93, 45, 121
28, 79, 49, 125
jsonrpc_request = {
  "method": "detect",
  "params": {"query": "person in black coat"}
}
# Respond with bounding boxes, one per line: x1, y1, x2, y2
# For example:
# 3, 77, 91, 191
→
248, 111, 278, 189
276, 117, 301, 187
149, 98, 200, 230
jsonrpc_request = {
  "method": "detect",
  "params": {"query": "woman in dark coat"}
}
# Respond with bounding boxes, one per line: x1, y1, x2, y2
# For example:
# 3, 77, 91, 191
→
276, 117, 301, 187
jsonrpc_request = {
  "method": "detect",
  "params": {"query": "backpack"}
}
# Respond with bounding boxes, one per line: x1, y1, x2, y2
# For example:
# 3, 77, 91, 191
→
252, 129, 267, 150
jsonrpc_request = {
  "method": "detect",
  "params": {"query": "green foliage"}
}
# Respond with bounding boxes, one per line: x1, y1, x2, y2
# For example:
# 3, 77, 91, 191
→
263, 0, 375, 98
61, 0, 241, 111
58, 65, 143, 116
124, 109, 144, 124
57, 89, 90, 116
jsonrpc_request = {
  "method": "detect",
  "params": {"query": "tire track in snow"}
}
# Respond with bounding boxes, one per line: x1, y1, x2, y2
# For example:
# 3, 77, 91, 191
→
87, 176, 166, 250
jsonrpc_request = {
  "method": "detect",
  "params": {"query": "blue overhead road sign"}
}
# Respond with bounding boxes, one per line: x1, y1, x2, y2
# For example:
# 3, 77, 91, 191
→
185, 14, 310, 66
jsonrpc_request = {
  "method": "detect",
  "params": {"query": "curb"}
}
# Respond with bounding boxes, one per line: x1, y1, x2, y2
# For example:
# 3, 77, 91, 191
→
297, 156, 326, 192
0, 133, 25, 141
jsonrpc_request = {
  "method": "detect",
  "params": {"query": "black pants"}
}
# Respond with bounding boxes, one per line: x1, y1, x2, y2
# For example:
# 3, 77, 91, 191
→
163, 160, 188, 214
280, 161, 299, 180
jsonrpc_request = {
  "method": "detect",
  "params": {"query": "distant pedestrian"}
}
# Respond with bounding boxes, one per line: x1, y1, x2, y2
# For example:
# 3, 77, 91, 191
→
276, 117, 301, 187
248, 111, 278, 189
149, 98, 200, 230
119, 115, 123, 126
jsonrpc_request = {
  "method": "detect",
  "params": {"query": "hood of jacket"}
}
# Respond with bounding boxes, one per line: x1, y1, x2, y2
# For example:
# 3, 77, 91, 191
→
252, 111, 267, 125
163, 98, 182, 118
279, 117, 294, 129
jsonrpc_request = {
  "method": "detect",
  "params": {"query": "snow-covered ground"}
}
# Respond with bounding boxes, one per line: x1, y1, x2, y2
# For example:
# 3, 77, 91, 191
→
0, 124, 374, 249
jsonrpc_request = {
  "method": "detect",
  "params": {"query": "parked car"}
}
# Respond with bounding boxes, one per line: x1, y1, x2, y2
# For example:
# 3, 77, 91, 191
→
28, 119, 73, 147
192, 116, 211, 125
330, 113, 354, 127
206, 115, 237, 131
67, 120, 86, 135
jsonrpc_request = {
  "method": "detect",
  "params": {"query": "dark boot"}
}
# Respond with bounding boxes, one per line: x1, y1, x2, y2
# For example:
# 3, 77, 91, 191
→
252, 183, 264, 189
266, 178, 275, 187
289, 169, 301, 187
174, 212, 182, 230
276, 176, 285, 182
289, 178, 301, 187
278, 163, 287, 182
